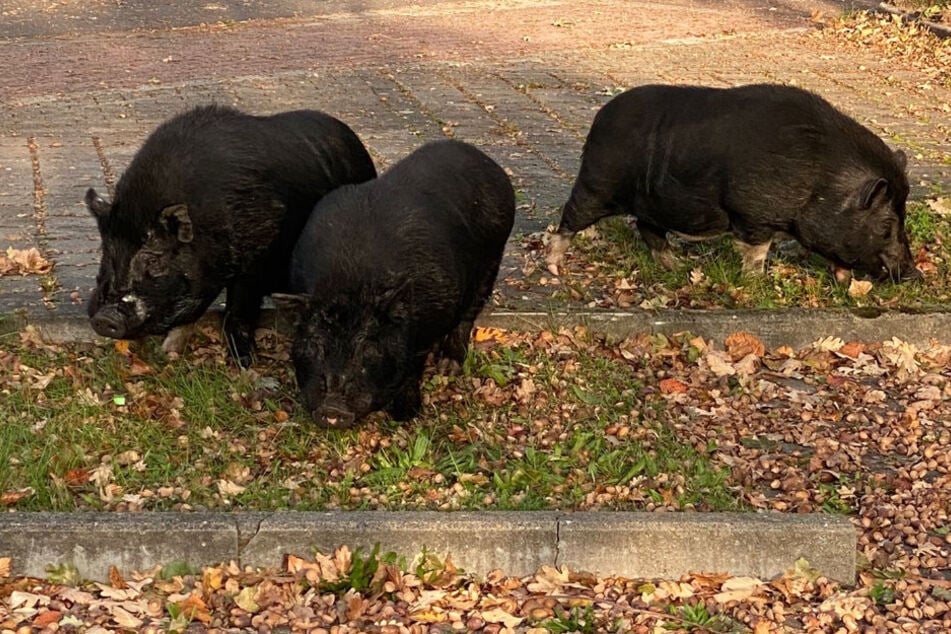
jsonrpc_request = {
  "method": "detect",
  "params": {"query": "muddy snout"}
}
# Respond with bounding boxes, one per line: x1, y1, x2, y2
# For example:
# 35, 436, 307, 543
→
90, 305, 130, 339
898, 267, 924, 283
313, 402, 357, 429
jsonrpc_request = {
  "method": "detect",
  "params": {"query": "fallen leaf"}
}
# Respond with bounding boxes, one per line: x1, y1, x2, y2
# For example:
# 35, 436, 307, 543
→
725, 332, 765, 361
234, 586, 259, 613
714, 576, 763, 603
847, 278, 873, 297
1, 488, 34, 506
0, 247, 52, 276
659, 377, 688, 394
704, 350, 736, 377
109, 565, 129, 590
32, 610, 61, 627
111, 606, 142, 629
216, 480, 246, 496
480, 607, 523, 628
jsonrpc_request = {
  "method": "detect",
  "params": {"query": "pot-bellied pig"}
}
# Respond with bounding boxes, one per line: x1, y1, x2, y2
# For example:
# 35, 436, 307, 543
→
275, 139, 515, 428
86, 104, 377, 366
546, 83, 921, 283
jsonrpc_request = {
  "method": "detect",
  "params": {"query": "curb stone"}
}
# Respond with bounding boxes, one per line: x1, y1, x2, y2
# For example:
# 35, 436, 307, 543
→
9, 306, 951, 350
0, 512, 857, 584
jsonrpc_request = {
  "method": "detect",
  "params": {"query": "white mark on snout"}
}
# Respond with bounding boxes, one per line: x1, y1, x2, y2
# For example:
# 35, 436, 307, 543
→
121, 294, 148, 321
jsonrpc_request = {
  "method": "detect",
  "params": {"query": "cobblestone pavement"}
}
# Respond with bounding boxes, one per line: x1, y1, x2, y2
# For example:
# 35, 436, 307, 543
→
1, 0, 949, 327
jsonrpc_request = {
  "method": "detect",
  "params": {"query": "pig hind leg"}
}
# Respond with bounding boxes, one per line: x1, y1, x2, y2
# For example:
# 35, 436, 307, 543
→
637, 220, 679, 270
437, 256, 503, 373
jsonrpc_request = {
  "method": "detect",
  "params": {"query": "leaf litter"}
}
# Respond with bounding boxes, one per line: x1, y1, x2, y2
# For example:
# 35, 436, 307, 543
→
1, 319, 950, 630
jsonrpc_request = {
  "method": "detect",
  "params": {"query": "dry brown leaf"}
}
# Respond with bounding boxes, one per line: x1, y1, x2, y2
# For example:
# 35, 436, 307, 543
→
203, 566, 224, 590
725, 332, 765, 361
659, 377, 688, 394
111, 606, 142, 629
1, 487, 34, 506
713, 576, 763, 603
847, 278, 873, 298
32, 610, 61, 627
216, 479, 246, 496
480, 607, 524, 628
0, 557, 10, 579
234, 586, 259, 613
177, 593, 213, 623
704, 350, 736, 377
0, 247, 53, 276
109, 565, 129, 590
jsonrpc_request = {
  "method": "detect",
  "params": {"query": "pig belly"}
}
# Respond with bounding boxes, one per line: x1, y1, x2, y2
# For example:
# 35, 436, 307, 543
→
632, 192, 732, 240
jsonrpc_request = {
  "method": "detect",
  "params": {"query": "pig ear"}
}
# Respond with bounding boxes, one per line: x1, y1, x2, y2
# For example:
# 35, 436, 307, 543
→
859, 178, 889, 210
160, 204, 194, 243
85, 188, 111, 218
271, 293, 310, 326
894, 149, 907, 172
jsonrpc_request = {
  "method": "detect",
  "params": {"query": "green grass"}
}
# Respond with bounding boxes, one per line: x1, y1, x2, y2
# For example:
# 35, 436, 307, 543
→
0, 327, 740, 514
664, 602, 741, 633
542, 605, 598, 633
547, 200, 951, 310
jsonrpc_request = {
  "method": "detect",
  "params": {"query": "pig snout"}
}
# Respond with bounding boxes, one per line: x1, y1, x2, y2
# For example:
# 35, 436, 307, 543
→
90, 305, 129, 339
881, 247, 923, 284
314, 402, 356, 428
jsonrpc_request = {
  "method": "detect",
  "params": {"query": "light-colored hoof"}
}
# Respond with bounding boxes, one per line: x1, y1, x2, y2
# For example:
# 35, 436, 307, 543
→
161, 324, 194, 356
735, 240, 771, 276
833, 265, 852, 284
545, 232, 572, 277
653, 249, 680, 271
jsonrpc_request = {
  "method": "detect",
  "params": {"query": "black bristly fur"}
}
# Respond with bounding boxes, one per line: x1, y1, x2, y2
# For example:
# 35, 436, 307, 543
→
280, 139, 515, 428
86, 104, 377, 366
552, 83, 920, 282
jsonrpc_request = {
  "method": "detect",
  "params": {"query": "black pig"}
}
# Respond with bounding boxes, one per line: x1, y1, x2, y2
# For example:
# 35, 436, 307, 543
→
275, 140, 515, 428
546, 83, 922, 283
86, 105, 377, 366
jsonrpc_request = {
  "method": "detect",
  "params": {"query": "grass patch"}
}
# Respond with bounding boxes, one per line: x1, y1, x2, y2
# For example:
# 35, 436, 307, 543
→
0, 326, 740, 513
540, 200, 951, 310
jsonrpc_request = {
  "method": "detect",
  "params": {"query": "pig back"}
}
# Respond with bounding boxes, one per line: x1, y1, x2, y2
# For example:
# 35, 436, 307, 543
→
290, 140, 514, 327
582, 84, 904, 234
110, 105, 375, 279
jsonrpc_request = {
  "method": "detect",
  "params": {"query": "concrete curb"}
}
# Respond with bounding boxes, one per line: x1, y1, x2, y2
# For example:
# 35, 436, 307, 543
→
0, 511, 857, 584
10, 305, 951, 350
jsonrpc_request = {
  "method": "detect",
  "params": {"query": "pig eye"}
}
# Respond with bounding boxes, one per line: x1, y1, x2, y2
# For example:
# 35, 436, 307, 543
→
139, 252, 166, 278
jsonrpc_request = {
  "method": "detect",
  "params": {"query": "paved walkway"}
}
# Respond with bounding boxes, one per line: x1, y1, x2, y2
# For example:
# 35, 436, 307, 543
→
2, 0, 949, 328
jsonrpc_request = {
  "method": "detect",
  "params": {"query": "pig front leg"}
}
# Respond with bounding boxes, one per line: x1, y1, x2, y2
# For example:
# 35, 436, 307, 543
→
546, 182, 618, 276
223, 279, 264, 368
388, 379, 422, 421
437, 319, 473, 375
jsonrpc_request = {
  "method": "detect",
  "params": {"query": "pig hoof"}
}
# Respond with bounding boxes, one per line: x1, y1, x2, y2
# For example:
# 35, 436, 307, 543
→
225, 330, 255, 368
833, 265, 852, 284
545, 232, 572, 276
437, 357, 463, 376
653, 250, 680, 271
161, 325, 194, 356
